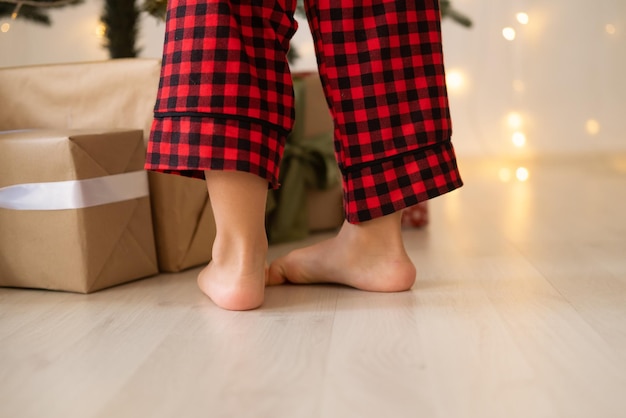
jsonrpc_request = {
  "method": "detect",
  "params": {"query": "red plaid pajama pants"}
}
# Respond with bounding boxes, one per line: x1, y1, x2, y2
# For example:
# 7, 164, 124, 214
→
146, 0, 463, 223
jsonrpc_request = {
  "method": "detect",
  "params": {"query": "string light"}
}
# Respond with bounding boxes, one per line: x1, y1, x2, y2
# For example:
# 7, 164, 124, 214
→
499, 167, 531, 182
10, 2, 21, 19
1, 22, 9, 32
516, 13, 529, 25
605, 24, 616, 35
512, 132, 526, 147
95, 22, 107, 38
502, 27, 516, 41
507, 112, 523, 129
446, 69, 466, 92
586, 119, 600, 135
516, 167, 530, 182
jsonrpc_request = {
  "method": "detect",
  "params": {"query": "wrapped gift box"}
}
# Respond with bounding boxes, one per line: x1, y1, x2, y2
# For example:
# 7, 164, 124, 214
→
0, 60, 215, 272
148, 172, 215, 272
293, 73, 344, 232
0, 129, 159, 293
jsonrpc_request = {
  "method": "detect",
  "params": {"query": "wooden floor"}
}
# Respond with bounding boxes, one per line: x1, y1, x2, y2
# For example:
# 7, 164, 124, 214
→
1, 153, 626, 418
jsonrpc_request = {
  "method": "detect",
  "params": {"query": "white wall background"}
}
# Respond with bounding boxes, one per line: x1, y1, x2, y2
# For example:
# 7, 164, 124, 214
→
1, 0, 625, 158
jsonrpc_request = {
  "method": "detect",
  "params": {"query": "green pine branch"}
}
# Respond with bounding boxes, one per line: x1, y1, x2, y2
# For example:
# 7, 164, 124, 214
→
0, 0, 83, 25
142, 0, 166, 20
440, 0, 473, 28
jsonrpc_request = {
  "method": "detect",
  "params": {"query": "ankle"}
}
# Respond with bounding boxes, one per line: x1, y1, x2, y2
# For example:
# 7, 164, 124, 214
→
339, 213, 405, 251
211, 233, 268, 272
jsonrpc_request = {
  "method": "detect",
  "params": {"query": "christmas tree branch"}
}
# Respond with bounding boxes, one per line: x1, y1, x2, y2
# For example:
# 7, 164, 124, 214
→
0, 0, 82, 25
0, 0, 78, 7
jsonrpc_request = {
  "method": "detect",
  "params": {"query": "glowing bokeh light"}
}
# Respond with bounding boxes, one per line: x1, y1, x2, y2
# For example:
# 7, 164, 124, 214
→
512, 132, 527, 147
516, 167, 530, 182
516, 13, 530, 25
502, 27, 517, 41
446, 69, 466, 91
95, 22, 107, 38
586, 119, 600, 135
507, 112, 524, 129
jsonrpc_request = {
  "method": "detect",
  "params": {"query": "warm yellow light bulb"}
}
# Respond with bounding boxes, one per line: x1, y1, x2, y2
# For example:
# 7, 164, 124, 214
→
516, 13, 529, 25
502, 27, 516, 41
586, 119, 600, 135
516, 167, 530, 182
605, 24, 616, 35
507, 112, 523, 129
512, 132, 526, 147
0, 23, 9, 33
95, 22, 107, 38
446, 69, 466, 91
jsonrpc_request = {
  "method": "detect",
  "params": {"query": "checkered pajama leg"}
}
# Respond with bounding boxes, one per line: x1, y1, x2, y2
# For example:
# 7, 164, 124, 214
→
146, 0, 299, 188
305, 0, 463, 223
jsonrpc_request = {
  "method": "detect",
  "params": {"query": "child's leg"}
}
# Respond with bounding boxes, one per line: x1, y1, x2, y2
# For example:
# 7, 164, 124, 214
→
197, 171, 268, 311
145, 0, 299, 309
269, 0, 463, 289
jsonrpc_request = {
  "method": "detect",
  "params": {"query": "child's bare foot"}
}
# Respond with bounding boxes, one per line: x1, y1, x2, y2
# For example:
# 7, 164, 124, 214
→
197, 258, 267, 311
268, 214, 416, 292
199, 170, 270, 311
198, 235, 268, 311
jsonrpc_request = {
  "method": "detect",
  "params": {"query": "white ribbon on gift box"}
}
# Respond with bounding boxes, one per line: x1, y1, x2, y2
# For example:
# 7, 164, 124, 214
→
0, 171, 149, 210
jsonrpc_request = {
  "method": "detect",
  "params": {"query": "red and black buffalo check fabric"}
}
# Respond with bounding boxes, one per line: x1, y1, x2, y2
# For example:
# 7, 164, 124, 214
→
146, 0, 463, 223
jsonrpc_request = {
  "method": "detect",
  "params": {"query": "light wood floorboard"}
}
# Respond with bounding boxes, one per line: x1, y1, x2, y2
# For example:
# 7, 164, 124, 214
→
1, 153, 625, 418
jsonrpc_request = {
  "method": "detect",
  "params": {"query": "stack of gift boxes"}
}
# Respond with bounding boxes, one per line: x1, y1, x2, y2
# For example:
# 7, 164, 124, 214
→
0, 60, 343, 293
0, 129, 159, 292
0, 60, 426, 294
0, 60, 215, 293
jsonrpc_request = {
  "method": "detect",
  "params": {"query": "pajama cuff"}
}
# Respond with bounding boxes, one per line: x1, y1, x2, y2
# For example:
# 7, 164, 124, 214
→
341, 139, 463, 224
145, 115, 287, 188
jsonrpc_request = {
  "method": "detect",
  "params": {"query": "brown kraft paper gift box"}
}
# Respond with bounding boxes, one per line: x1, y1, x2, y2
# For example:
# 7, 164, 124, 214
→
292, 73, 344, 232
0, 59, 215, 273
147, 172, 216, 272
0, 129, 158, 293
